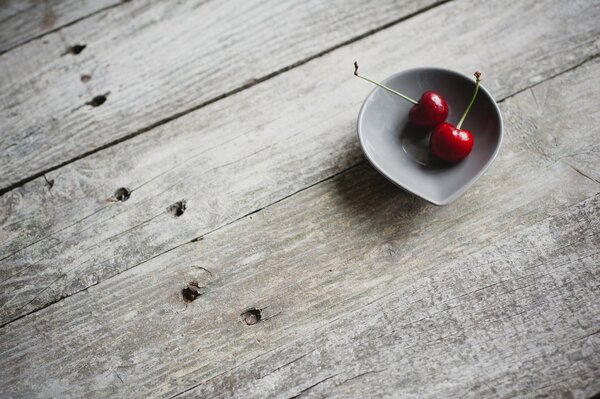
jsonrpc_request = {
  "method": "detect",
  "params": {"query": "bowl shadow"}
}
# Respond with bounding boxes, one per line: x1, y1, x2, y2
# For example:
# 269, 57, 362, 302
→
329, 134, 431, 234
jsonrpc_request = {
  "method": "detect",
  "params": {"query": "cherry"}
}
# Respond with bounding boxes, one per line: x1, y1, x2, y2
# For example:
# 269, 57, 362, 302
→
408, 91, 448, 128
429, 72, 481, 164
354, 62, 448, 129
429, 123, 474, 164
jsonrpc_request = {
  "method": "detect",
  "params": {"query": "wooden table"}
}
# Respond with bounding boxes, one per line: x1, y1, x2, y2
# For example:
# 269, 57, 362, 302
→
1, 1, 599, 397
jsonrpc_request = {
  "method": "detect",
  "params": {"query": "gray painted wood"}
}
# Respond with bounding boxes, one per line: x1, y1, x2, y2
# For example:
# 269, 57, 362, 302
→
0, 0, 441, 189
0, 0, 120, 54
1, 0, 599, 326
184, 194, 600, 399
0, 49, 598, 398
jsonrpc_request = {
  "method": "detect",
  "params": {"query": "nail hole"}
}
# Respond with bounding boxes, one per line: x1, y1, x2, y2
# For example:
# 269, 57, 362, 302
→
64, 44, 86, 55
241, 308, 262, 325
182, 282, 202, 302
167, 200, 186, 217
80, 74, 91, 83
113, 187, 130, 202
43, 175, 54, 189
86, 94, 107, 107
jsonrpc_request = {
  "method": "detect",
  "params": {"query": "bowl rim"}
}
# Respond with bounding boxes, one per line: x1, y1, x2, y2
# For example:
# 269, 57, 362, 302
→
357, 66, 504, 206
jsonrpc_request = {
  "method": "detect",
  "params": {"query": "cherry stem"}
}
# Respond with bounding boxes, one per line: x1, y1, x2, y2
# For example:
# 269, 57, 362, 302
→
456, 71, 482, 129
354, 62, 418, 105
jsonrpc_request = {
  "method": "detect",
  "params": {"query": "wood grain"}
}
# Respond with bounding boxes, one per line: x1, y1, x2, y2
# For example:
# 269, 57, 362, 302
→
1, 0, 599, 325
0, 51, 598, 398
0, 0, 120, 54
0, 0, 442, 189
184, 195, 600, 399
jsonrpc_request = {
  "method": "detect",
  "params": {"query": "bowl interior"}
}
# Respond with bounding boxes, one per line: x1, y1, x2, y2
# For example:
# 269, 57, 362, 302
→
357, 68, 503, 205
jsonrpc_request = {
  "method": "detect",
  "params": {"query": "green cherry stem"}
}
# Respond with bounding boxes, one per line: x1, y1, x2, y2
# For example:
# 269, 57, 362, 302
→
354, 61, 418, 105
456, 71, 482, 129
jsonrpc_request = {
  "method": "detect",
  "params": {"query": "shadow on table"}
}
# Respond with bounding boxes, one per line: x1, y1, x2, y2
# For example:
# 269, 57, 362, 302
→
329, 139, 431, 236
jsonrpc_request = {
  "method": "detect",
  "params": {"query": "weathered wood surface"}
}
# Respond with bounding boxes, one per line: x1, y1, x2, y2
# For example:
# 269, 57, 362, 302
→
1, 32, 600, 399
184, 194, 600, 399
1, 0, 599, 397
0, 0, 442, 189
1, 0, 599, 327
0, 0, 121, 54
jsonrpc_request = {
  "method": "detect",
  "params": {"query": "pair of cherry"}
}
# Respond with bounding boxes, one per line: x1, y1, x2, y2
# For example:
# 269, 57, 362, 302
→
354, 62, 481, 164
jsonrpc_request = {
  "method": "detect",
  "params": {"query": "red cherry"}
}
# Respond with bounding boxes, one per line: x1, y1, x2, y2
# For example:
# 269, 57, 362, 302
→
408, 91, 448, 129
429, 71, 482, 164
429, 122, 474, 163
354, 62, 448, 129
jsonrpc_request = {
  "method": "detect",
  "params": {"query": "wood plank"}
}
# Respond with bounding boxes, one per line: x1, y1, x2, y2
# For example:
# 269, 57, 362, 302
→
0, 0, 120, 54
183, 195, 600, 399
0, 0, 442, 189
1, 0, 599, 325
0, 49, 599, 398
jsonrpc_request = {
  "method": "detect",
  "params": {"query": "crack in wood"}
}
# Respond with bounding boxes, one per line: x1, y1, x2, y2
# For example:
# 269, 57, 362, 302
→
569, 165, 600, 185
340, 369, 387, 385
259, 350, 316, 379
288, 372, 341, 398
168, 345, 286, 398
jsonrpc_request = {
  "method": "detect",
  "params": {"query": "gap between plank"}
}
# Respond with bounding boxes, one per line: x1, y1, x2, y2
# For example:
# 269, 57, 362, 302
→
0, 51, 598, 331
0, 1, 129, 57
0, 0, 451, 197
0, 163, 363, 329
497, 53, 600, 104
